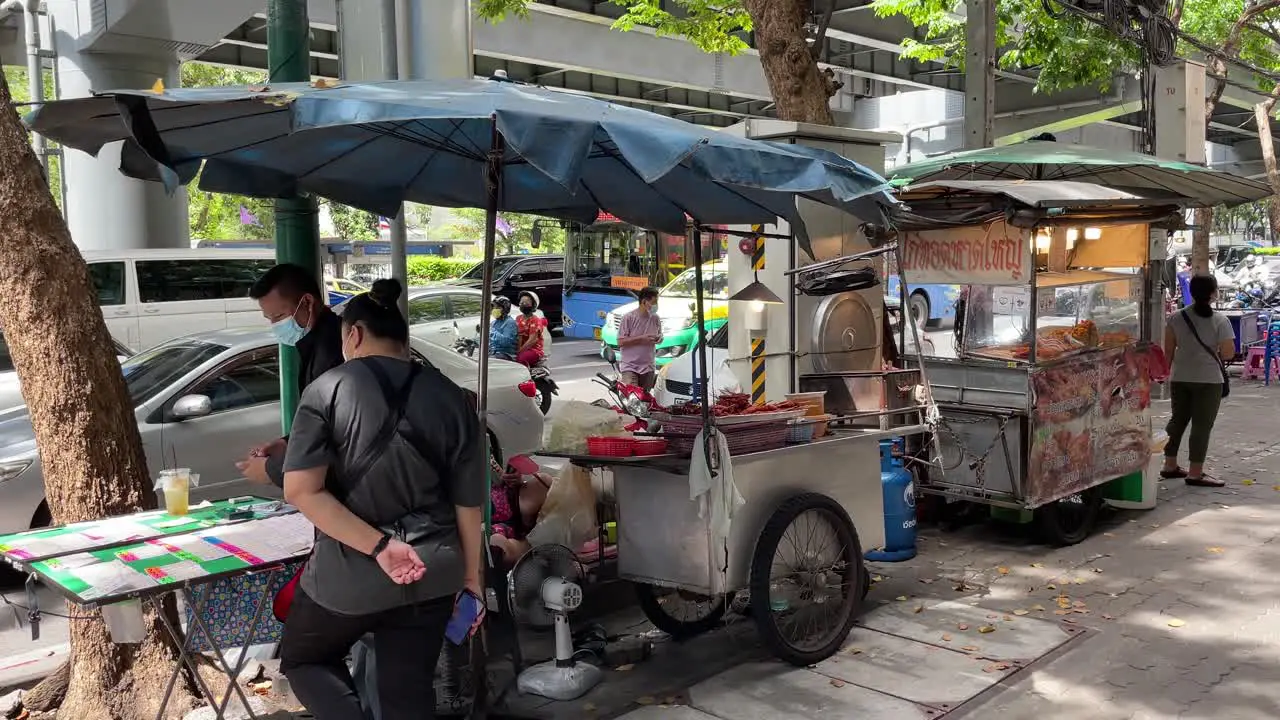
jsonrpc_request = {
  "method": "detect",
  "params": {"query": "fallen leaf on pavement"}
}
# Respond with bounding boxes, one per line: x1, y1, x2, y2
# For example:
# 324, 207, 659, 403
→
961, 645, 979, 652
663, 697, 679, 706
615, 664, 635, 672
583, 704, 598, 712
1031, 604, 1046, 611
997, 567, 1010, 575
1073, 601, 1087, 608
1031, 562, 1044, 568
896, 595, 909, 601
1054, 610, 1071, 615
1103, 532, 1115, 537
1062, 618, 1077, 624
1014, 609, 1030, 616
1074, 578, 1087, 585
957, 623, 970, 631
847, 647, 863, 655
1167, 619, 1186, 628
637, 697, 656, 706
941, 634, 953, 641
1046, 584, 1057, 590
978, 625, 996, 634
1242, 479, 1256, 486
914, 604, 925, 614
1003, 615, 1014, 621
873, 575, 883, 582
920, 578, 935, 584
987, 614, 999, 619
1206, 547, 1224, 554
1101, 614, 1115, 620
1092, 567, 1103, 573
830, 679, 846, 688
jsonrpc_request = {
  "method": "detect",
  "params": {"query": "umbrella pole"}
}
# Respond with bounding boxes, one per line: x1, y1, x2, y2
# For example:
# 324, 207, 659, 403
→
690, 229, 715, 476
477, 121, 503, 430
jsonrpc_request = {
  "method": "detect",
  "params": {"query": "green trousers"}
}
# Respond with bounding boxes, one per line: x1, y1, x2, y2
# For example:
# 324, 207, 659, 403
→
1165, 381, 1223, 464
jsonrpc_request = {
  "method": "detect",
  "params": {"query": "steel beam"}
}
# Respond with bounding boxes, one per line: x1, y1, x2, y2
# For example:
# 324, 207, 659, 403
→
963, 0, 995, 148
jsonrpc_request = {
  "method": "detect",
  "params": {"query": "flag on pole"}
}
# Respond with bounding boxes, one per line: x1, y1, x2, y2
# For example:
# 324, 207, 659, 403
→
239, 205, 259, 226
378, 216, 391, 230
495, 215, 513, 237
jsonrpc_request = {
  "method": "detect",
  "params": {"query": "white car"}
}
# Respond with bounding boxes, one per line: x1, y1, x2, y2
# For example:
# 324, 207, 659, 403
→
654, 325, 741, 407
0, 327, 544, 533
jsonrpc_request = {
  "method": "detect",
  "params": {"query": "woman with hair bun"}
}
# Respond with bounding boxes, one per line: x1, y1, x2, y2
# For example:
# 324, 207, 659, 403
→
278, 277, 487, 720
1161, 274, 1235, 488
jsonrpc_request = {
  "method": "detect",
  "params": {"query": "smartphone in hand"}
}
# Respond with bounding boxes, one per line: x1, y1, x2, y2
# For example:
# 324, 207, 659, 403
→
445, 589, 485, 645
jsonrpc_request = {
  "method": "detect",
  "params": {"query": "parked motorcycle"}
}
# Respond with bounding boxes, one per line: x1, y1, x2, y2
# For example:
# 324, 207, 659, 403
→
590, 373, 662, 433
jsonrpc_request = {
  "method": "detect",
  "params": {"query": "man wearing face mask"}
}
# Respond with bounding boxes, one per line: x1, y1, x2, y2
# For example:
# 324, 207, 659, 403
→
238, 263, 345, 488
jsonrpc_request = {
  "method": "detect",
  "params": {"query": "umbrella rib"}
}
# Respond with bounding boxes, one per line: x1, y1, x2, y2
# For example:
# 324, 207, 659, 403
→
292, 121, 419, 181
598, 144, 701, 224
364, 121, 484, 160
399, 119, 477, 195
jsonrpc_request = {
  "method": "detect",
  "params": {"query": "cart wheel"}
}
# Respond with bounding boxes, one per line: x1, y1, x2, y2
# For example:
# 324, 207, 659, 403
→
634, 583, 731, 639
749, 493, 866, 667
1036, 486, 1105, 547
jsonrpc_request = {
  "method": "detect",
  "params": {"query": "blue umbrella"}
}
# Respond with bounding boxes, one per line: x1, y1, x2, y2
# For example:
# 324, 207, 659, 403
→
26, 76, 895, 257
27, 75, 897, 451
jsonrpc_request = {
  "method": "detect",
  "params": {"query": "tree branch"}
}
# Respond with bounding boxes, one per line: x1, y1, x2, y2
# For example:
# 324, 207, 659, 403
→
810, 0, 837, 59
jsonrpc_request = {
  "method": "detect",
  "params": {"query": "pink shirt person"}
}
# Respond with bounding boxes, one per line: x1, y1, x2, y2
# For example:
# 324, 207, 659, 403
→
617, 288, 663, 382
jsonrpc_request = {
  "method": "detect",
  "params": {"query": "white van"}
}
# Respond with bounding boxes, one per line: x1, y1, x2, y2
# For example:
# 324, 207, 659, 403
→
84, 249, 276, 351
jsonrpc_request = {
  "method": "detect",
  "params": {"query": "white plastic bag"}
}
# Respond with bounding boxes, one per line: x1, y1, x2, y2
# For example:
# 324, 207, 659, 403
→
542, 400, 629, 455
527, 463, 598, 550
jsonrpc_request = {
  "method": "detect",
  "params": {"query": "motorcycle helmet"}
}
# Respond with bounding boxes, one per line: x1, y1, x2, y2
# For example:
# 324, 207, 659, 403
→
517, 290, 540, 313
492, 296, 512, 314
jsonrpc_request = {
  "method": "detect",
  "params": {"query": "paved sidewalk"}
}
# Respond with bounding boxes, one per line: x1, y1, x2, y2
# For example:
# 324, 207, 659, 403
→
605, 383, 1280, 720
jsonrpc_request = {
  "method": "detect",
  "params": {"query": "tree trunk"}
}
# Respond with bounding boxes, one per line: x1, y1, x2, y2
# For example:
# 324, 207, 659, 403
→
0, 68, 197, 720
1257, 93, 1280, 250
741, 0, 841, 124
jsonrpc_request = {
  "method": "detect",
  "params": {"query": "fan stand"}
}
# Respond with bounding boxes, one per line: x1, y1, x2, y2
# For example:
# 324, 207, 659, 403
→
516, 590, 604, 701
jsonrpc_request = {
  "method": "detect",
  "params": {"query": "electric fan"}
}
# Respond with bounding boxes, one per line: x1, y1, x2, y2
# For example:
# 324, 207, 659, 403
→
508, 544, 603, 700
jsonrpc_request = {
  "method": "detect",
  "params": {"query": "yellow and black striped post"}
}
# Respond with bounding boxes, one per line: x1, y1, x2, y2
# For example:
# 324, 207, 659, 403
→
750, 336, 766, 405
752, 223, 766, 271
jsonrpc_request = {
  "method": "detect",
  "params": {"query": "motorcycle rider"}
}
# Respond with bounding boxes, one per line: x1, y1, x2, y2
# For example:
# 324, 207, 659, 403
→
515, 291, 547, 368
490, 296, 519, 361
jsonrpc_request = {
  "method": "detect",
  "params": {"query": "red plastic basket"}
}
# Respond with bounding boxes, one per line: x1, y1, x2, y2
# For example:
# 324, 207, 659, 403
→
587, 436, 635, 457
632, 438, 669, 456
663, 420, 788, 458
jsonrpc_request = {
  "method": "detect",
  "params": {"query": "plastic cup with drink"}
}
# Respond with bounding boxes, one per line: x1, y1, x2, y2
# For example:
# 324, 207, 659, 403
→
155, 469, 200, 516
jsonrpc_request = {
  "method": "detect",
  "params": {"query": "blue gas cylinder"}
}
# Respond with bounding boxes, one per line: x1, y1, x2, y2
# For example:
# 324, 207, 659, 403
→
865, 439, 918, 562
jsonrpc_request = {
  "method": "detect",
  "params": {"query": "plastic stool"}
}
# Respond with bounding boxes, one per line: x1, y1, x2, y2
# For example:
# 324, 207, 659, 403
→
1243, 344, 1279, 381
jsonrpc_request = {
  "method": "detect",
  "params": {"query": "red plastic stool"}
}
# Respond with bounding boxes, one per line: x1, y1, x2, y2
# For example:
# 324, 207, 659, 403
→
1242, 345, 1278, 381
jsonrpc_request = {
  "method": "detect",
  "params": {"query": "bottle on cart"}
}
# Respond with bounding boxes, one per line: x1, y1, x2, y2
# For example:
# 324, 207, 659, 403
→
866, 439, 918, 562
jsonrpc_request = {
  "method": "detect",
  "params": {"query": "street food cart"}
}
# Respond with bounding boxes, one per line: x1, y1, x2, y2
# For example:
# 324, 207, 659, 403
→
889, 180, 1179, 544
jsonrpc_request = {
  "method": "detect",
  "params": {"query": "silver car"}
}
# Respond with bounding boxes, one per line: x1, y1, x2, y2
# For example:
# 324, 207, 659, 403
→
0, 332, 132, 412
0, 326, 545, 533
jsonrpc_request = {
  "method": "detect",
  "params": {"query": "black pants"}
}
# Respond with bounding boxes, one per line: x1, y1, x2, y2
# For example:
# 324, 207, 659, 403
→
280, 589, 453, 720
1165, 381, 1223, 465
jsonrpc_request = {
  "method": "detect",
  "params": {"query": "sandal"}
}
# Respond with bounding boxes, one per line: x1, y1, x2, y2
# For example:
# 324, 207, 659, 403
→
1159, 467, 1188, 479
1185, 475, 1226, 488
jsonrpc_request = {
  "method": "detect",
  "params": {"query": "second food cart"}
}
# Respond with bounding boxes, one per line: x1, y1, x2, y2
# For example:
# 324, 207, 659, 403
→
889, 180, 1177, 544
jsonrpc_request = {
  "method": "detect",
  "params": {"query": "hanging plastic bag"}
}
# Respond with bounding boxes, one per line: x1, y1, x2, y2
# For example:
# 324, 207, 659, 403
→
527, 463, 598, 551
543, 400, 629, 455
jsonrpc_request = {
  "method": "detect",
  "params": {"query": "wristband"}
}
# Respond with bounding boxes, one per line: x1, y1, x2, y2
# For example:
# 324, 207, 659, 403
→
370, 533, 392, 559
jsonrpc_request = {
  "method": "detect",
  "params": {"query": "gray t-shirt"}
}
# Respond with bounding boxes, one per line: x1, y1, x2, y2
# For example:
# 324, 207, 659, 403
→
1168, 310, 1233, 384
284, 356, 487, 616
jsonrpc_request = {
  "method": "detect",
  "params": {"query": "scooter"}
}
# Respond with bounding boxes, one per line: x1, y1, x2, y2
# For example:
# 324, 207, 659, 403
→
454, 324, 558, 415
590, 373, 662, 433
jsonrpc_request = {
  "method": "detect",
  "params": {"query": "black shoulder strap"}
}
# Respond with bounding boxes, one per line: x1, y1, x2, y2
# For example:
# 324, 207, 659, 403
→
1180, 310, 1222, 364
363, 358, 454, 487
342, 360, 420, 494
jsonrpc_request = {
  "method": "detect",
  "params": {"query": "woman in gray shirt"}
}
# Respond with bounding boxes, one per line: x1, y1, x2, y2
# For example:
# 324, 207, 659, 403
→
1161, 275, 1235, 487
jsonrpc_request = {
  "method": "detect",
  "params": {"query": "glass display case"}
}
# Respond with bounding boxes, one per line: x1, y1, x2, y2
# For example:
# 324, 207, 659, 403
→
960, 273, 1142, 364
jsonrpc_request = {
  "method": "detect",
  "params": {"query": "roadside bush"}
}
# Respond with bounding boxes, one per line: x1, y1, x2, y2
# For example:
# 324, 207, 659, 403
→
407, 256, 476, 284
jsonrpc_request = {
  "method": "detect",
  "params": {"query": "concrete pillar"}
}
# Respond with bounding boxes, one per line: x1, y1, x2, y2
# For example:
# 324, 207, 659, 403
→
48, 2, 187, 251
963, 0, 996, 149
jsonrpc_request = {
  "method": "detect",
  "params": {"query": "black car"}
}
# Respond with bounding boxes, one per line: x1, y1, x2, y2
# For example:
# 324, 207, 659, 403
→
449, 255, 565, 327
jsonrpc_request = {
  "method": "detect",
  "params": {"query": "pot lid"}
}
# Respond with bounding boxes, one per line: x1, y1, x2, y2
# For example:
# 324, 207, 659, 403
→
810, 292, 879, 373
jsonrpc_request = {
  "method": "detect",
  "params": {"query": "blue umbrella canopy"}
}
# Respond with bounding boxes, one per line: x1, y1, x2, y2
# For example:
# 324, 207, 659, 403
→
26, 76, 897, 255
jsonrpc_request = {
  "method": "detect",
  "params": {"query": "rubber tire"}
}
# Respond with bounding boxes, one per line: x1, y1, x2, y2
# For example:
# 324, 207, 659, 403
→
1035, 485, 1105, 547
908, 292, 931, 327
535, 381, 554, 415
634, 583, 731, 640
749, 493, 865, 667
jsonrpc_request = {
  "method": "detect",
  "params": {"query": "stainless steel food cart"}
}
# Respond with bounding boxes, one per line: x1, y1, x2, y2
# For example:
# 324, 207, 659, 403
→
890, 181, 1176, 544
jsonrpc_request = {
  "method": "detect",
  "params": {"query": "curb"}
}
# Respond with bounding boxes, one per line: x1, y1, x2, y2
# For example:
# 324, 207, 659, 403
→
0, 642, 69, 692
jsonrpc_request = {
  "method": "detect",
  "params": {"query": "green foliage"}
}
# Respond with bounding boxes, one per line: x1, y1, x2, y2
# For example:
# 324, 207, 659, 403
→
871, 0, 1139, 93
447, 208, 566, 255
407, 204, 433, 230
328, 202, 378, 241
407, 256, 476, 283
6, 65, 64, 211
476, 0, 752, 55
1213, 200, 1271, 236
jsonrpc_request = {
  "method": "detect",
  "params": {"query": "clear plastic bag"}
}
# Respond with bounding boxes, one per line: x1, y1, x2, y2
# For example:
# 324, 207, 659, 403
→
526, 464, 598, 551
542, 400, 629, 455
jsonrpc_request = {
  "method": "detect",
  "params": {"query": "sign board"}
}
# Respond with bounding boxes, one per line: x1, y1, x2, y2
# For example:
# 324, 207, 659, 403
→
1036, 287, 1056, 314
610, 276, 650, 291
992, 286, 1031, 315
900, 220, 1031, 285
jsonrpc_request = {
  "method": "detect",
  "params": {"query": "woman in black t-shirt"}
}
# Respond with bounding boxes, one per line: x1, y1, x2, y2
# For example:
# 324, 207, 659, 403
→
279, 279, 486, 720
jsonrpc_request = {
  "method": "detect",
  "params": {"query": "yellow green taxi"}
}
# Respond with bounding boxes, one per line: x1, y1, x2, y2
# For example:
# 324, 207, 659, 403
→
599, 261, 728, 367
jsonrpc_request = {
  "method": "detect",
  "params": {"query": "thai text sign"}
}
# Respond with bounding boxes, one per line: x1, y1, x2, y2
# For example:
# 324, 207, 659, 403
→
900, 220, 1031, 285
